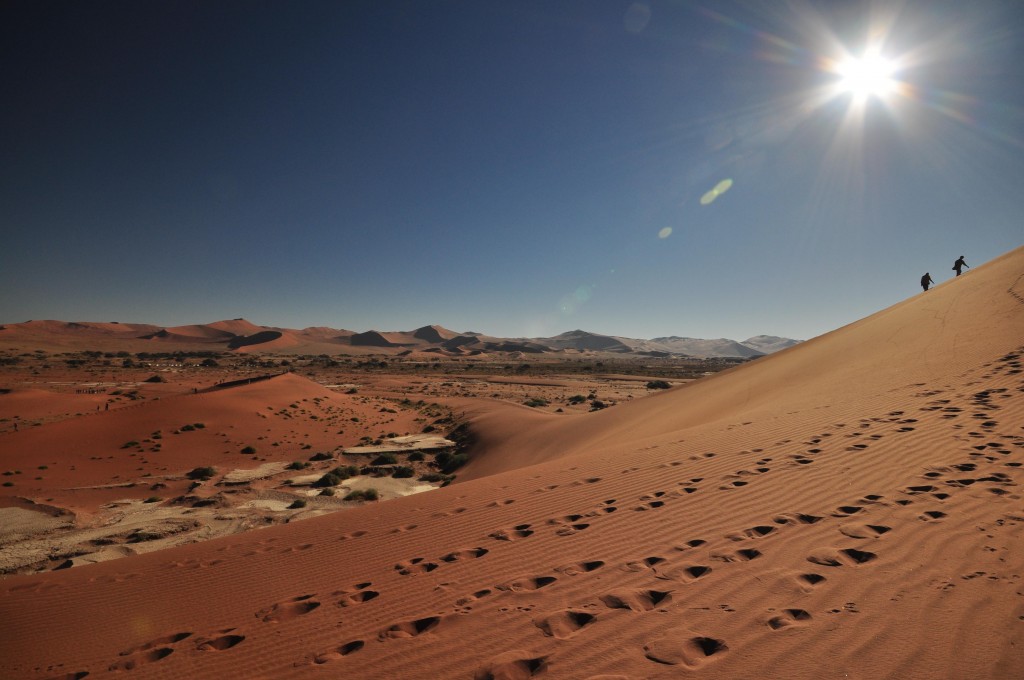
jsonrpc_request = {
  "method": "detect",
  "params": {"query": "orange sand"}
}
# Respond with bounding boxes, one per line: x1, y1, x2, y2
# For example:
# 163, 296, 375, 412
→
0, 247, 1022, 679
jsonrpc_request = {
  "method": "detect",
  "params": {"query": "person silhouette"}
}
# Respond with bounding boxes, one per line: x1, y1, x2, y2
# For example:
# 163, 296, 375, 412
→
921, 272, 934, 291
953, 255, 969, 276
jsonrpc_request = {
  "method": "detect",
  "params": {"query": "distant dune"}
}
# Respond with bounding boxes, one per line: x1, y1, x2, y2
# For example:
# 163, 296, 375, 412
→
0, 319, 799, 358
0, 246, 1020, 679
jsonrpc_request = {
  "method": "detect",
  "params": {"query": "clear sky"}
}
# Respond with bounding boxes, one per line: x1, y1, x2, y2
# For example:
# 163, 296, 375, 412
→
2, 1, 1022, 341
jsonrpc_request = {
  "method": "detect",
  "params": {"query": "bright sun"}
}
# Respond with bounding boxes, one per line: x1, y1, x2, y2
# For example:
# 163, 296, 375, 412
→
835, 52, 896, 99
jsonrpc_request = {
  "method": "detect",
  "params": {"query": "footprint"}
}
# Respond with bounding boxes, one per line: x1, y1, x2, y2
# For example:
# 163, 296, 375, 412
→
789, 513, 824, 524
838, 524, 892, 539
711, 549, 761, 563
662, 565, 712, 583
378, 615, 443, 640
728, 525, 776, 541
622, 556, 667, 572
556, 560, 605, 576
767, 608, 812, 630
797, 573, 826, 589
108, 648, 174, 671
474, 652, 547, 680
489, 524, 534, 541
600, 589, 672, 611
196, 632, 245, 651
533, 610, 596, 639
313, 640, 365, 664
643, 633, 728, 668
496, 575, 557, 592
336, 589, 380, 606
807, 548, 877, 567
258, 594, 320, 622
394, 557, 439, 575
441, 547, 489, 562
119, 632, 193, 657
455, 589, 494, 608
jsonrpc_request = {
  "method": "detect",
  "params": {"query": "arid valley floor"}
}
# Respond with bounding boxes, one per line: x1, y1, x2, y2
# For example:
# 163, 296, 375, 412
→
1, 246, 1023, 679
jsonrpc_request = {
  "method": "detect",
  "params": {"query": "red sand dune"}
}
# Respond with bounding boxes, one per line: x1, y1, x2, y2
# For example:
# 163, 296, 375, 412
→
0, 373, 423, 516
1, 247, 1022, 679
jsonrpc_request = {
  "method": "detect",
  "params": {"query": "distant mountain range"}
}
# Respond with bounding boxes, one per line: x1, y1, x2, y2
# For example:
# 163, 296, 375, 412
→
0, 319, 801, 358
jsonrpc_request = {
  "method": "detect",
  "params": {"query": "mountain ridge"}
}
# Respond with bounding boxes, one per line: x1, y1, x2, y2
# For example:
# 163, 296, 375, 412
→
0, 319, 801, 358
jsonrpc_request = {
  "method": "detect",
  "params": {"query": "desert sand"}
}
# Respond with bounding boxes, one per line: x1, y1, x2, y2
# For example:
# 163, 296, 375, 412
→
0, 246, 1022, 679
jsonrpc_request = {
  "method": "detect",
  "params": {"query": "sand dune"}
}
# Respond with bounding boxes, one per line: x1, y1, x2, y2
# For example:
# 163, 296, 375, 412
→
0, 319, 797, 358
0, 247, 1021, 679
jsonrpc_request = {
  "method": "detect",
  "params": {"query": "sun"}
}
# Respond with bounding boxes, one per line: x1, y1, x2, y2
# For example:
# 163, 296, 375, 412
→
834, 51, 897, 100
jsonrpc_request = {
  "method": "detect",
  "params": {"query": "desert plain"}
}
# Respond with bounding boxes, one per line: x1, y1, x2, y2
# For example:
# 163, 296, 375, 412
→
1, 246, 1022, 679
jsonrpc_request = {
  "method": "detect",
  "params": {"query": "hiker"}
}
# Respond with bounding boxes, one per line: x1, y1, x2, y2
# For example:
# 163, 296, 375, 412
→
921, 272, 934, 291
953, 255, 969, 276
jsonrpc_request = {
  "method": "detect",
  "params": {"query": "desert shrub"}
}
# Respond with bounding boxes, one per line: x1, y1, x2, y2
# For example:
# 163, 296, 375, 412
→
186, 466, 216, 480
144, 374, 166, 383
343, 488, 379, 502
524, 397, 548, 408
319, 488, 335, 496
309, 452, 333, 461
392, 466, 415, 478
2, 481, 13, 487
422, 424, 436, 433
143, 496, 161, 503
240, 445, 256, 454
372, 453, 398, 466
567, 394, 587, 404
646, 380, 671, 390
313, 472, 342, 487
436, 452, 468, 474
193, 423, 205, 429
288, 499, 307, 509
407, 451, 424, 462
419, 472, 449, 483
346, 388, 358, 394
286, 461, 309, 470
200, 358, 219, 367
332, 465, 360, 480
589, 400, 607, 411
180, 424, 196, 432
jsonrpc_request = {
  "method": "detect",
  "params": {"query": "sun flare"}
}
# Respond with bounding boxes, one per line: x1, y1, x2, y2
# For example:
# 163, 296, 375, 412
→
834, 51, 897, 100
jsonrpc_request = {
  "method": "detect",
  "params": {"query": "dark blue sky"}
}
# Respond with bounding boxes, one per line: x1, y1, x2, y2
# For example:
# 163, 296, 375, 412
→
3, 0, 1022, 340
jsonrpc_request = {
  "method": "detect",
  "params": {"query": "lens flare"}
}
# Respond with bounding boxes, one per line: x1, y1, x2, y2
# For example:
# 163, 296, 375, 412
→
658, 227, 672, 239
700, 178, 734, 205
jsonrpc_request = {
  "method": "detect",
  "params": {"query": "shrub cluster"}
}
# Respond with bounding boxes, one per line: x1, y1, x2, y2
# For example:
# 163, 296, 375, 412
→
344, 488, 379, 502
186, 466, 216, 481
371, 453, 398, 466
435, 451, 468, 474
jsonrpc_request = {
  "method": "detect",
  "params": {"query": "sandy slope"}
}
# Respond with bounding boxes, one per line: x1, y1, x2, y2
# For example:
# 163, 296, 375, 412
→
1, 247, 1022, 680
